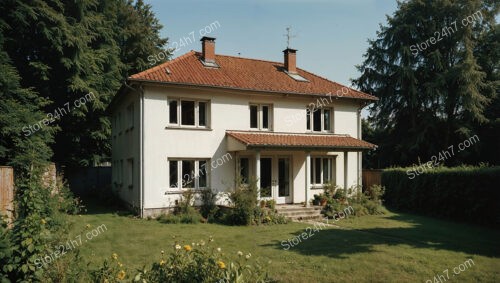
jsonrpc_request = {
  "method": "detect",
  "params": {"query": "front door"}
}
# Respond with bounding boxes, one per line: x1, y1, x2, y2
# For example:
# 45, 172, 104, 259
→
258, 156, 292, 203
276, 157, 293, 204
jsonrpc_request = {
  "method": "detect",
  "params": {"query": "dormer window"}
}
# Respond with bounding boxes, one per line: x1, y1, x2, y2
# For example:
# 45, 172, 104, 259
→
250, 104, 272, 130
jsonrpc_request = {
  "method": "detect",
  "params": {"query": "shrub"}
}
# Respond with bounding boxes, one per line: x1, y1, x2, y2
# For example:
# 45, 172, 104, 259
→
200, 188, 219, 221
55, 175, 85, 215
90, 238, 275, 283
158, 189, 204, 224
227, 179, 258, 226
382, 166, 500, 225
321, 184, 386, 218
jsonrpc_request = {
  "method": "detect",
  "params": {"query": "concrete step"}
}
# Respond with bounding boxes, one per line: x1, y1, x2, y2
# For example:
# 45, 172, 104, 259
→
275, 205, 324, 221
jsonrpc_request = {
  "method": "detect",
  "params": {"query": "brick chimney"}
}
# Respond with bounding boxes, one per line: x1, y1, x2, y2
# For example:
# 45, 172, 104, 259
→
283, 48, 297, 73
201, 36, 216, 63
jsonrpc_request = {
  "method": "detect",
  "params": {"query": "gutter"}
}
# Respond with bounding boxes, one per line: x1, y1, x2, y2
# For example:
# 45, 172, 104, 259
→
139, 84, 145, 218
127, 78, 379, 102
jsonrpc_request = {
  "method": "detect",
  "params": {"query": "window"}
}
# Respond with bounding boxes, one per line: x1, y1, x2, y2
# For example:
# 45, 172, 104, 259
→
119, 160, 123, 185
307, 107, 333, 132
239, 157, 250, 183
168, 99, 209, 128
127, 103, 134, 129
169, 100, 178, 124
169, 159, 209, 189
181, 101, 195, 125
310, 157, 335, 187
250, 105, 258, 128
198, 102, 206, 126
169, 160, 178, 188
249, 104, 272, 130
127, 159, 133, 189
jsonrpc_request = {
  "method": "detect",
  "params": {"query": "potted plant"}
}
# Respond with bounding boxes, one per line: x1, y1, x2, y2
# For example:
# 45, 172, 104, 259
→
319, 195, 328, 206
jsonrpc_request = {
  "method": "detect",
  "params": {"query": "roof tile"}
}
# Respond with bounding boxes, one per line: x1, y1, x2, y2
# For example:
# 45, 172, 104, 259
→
130, 51, 377, 101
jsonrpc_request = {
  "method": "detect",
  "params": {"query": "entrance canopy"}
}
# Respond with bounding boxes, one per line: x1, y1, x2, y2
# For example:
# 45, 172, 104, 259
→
226, 131, 376, 151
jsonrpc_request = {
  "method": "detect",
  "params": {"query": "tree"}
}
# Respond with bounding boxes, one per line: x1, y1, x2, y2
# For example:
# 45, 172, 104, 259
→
354, 0, 499, 167
0, 0, 170, 167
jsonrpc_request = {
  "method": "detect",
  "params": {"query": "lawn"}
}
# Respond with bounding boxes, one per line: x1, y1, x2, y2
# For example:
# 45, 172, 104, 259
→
65, 201, 500, 283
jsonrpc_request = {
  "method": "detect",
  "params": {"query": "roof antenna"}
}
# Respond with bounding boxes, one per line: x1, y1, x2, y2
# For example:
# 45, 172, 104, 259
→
284, 26, 297, 49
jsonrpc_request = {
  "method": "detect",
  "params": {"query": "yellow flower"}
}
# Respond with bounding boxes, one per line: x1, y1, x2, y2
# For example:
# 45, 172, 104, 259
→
104, 279, 109, 283
245, 253, 251, 259
41, 219, 46, 225
183, 245, 192, 251
117, 270, 126, 280
237, 251, 243, 256
175, 244, 181, 250
217, 247, 221, 252
160, 259, 166, 266
112, 253, 118, 260
118, 262, 123, 267
86, 224, 91, 228
216, 261, 226, 269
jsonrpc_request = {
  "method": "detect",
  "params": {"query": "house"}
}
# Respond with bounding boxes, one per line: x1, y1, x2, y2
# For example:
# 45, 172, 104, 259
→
108, 37, 377, 217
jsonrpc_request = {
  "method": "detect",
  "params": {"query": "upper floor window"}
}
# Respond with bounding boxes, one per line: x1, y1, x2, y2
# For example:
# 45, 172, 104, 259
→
168, 99, 209, 128
307, 107, 332, 132
250, 104, 272, 130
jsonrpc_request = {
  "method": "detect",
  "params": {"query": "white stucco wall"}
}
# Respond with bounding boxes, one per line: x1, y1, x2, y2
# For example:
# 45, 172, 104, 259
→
112, 84, 366, 213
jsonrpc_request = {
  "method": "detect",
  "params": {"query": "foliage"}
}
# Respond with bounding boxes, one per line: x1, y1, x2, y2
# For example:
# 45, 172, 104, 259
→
55, 175, 85, 215
354, 0, 499, 167
382, 166, 500, 225
253, 207, 288, 225
227, 179, 259, 225
0, 215, 12, 282
199, 188, 219, 221
0, 0, 170, 167
320, 185, 387, 218
90, 238, 274, 283
158, 190, 203, 224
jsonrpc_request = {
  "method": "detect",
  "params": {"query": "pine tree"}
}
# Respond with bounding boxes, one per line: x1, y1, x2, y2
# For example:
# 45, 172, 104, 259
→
354, 0, 499, 167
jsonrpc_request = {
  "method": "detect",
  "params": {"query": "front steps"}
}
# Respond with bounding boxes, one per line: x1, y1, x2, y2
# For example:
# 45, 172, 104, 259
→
275, 205, 323, 221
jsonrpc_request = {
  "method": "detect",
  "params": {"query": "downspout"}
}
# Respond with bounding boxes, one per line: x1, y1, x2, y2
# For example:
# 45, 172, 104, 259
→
357, 103, 364, 189
139, 84, 145, 218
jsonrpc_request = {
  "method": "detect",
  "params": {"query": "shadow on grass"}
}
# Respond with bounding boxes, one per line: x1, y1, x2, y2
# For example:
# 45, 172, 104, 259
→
263, 212, 500, 258
79, 197, 133, 217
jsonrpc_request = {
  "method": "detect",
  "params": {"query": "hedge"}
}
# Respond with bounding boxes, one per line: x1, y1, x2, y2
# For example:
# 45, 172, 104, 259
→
382, 166, 500, 225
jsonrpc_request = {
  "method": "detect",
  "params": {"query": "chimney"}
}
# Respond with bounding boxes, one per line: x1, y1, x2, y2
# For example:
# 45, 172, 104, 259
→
283, 48, 297, 73
200, 36, 216, 63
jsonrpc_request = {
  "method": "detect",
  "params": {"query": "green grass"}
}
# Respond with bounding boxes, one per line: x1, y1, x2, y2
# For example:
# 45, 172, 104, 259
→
66, 201, 500, 282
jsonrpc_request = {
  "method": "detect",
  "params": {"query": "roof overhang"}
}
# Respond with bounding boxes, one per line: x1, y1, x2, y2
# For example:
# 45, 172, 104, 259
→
226, 131, 377, 152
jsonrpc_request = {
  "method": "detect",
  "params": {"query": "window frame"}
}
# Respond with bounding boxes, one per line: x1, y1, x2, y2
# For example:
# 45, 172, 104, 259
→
310, 156, 335, 188
168, 98, 210, 128
249, 103, 273, 131
127, 158, 134, 189
307, 107, 334, 133
126, 103, 134, 130
168, 159, 210, 190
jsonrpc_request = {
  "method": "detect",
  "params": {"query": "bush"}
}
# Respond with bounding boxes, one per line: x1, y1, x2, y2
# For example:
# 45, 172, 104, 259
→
227, 179, 259, 226
321, 184, 386, 218
158, 190, 204, 224
382, 166, 500, 225
200, 188, 219, 221
90, 238, 275, 283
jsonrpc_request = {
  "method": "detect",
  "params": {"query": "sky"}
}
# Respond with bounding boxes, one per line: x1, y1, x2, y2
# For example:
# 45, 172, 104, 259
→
144, 0, 399, 89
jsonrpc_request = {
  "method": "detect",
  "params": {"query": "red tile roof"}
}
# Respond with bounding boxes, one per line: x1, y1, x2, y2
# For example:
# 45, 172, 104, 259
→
129, 51, 377, 101
226, 131, 376, 150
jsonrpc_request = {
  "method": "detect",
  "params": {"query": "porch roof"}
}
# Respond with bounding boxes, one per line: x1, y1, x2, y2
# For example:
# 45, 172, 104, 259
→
226, 131, 376, 151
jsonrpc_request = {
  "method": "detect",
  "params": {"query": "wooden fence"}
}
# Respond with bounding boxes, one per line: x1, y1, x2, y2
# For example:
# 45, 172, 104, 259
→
0, 166, 14, 225
362, 169, 382, 191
